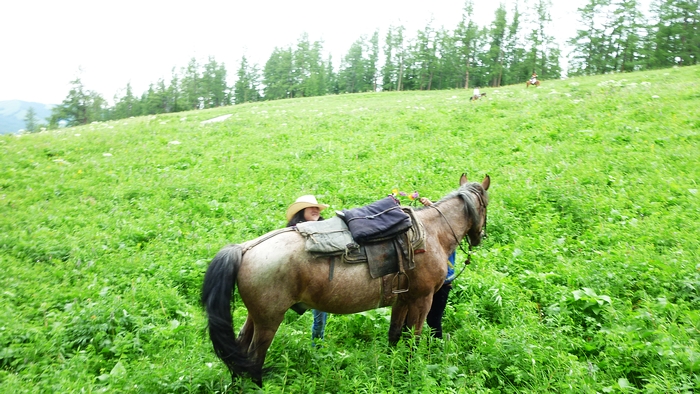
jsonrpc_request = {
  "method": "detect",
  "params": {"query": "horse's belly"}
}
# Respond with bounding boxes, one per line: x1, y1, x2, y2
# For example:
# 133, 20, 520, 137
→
302, 261, 384, 314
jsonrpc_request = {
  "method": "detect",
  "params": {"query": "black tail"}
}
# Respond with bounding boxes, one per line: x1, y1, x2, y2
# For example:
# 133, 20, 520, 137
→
201, 245, 253, 377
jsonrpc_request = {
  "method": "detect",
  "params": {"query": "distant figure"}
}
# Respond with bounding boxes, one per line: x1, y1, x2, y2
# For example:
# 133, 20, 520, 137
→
470, 88, 486, 101
526, 72, 540, 88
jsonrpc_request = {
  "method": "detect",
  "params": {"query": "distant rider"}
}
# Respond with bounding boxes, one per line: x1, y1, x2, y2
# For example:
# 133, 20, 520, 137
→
530, 72, 538, 84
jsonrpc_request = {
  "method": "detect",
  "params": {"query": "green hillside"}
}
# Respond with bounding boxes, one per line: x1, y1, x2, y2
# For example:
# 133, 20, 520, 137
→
1, 66, 699, 393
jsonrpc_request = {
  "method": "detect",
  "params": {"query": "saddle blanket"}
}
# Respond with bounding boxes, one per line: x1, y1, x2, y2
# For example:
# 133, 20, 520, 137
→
339, 196, 412, 244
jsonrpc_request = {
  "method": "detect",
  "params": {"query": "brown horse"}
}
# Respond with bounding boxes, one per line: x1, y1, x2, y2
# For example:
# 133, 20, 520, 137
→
526, 80, 540, 88
201, 174, 490, 386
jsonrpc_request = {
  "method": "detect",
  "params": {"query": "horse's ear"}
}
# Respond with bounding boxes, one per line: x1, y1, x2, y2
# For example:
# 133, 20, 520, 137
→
482, 175, 490, 191
460, 173, 468, 186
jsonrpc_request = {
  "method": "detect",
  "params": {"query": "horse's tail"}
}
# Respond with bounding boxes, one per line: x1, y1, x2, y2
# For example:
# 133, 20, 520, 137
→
201, 244, 253, 377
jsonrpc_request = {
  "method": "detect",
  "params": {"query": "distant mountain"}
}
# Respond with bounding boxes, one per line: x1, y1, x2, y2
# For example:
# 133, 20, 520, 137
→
0, 100, 54, 134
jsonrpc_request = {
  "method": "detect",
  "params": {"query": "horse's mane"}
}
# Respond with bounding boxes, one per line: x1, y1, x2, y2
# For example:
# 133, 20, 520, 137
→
416, 182, 487, 221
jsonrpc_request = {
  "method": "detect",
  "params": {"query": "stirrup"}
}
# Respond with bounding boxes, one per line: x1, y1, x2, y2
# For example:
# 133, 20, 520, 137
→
392, 272, 409, 294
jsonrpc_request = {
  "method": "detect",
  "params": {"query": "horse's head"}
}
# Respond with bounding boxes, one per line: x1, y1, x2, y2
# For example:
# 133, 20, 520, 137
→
459, 174, 490, 247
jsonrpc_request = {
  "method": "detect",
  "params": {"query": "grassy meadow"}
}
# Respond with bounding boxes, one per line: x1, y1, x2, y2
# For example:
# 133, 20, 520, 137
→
1, 66, 699, 393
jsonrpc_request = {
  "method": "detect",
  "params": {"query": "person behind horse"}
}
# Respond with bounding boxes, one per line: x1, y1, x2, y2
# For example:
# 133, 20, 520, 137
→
419, 197, 456, 338
286, 195, 330, 343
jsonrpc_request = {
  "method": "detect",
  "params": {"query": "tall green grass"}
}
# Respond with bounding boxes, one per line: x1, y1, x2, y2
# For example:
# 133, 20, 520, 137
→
1, 66, 699, 393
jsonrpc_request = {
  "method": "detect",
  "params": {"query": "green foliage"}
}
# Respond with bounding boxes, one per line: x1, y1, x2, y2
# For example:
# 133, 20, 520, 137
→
234, 56, 262, 104
49, 77, 108, 128
1, 66, 700, 392
22, 107, 38, 133
569, 0, 700, 75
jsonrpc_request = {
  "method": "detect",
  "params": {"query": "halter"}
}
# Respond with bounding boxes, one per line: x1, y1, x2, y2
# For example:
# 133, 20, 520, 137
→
430, 184, 487, 282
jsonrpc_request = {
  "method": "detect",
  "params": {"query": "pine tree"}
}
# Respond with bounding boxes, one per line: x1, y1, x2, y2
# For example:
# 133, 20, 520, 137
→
49, 77, 106, 127
382, 26, 398, 91
180, 58, 201, 110
113, 82, 141, 118
433, 28, 462, 89
291, 34, 327, 97
414, 24, 438, 90
168, 68, 181, 113
200, 57, 229, 108
569, 0, 611, 75
524, 0, 561, 80
325, 54, 339, 95
263, 47, 294, 100
609, 0, 646, 72
338, 38, 366, 93
23, 107, 38, 132
365, 31, 380, 91
234, 56, 261, 104
487, 5, 508, 87
650, 0, 700, 67
455, 1, 481, 89
502, 3, 526, 85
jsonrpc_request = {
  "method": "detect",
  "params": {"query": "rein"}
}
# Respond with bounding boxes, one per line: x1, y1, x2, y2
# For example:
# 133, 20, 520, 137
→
431, 205, 473, 258
430, 186, 486, 282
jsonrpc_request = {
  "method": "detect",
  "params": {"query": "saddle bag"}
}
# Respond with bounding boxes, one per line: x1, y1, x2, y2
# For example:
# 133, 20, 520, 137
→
339, 196, 412, 244
295, 216, 354, 255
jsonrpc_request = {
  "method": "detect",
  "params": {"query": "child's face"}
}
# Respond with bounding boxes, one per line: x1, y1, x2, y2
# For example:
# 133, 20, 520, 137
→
304, 207, 321, 222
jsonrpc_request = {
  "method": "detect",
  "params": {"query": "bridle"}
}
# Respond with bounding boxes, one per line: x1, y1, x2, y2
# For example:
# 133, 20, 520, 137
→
430, 185, 487, 281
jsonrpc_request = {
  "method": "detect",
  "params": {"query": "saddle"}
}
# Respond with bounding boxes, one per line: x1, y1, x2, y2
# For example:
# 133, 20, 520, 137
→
295, 206, 425, 306
338, 196, 412, 243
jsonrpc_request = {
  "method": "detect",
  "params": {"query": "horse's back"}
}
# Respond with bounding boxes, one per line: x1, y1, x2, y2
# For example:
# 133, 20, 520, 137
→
236, 229, 383, 314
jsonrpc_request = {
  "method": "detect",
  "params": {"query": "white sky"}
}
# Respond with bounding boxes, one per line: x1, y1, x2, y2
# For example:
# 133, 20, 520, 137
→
1, 0, 592, 104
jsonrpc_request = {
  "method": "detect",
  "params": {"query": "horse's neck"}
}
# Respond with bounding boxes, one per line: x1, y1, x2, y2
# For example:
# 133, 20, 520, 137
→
419, 196, 472, 253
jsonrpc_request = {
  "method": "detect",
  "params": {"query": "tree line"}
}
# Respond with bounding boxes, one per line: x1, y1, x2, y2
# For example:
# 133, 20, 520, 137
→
33, 0, 697, 130
568, 0, 699, 75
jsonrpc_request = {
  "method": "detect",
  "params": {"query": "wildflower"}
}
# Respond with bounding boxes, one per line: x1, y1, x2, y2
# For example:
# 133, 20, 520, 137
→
392, 189, 420, 205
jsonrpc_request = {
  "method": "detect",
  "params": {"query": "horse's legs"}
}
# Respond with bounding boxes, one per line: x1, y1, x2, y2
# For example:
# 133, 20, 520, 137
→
248, 318, 284, 387
404, 296, 433, 337
389, 295, 433, 344
237, 314, 254, 350
388, 303, 409, 345
233, 313, 282, 387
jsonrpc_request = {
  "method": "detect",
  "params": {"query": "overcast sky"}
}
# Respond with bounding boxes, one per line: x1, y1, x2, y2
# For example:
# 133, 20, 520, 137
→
2, 0, 593, 105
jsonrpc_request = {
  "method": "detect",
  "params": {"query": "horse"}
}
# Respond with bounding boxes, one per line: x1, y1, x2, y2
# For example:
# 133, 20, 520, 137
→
470, 93, 487, 101
526, 79, 540, 88
201, 173, 490, 386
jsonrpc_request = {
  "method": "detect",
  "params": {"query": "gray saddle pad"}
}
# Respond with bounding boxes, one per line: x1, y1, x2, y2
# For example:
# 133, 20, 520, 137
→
295, 216, 353, 255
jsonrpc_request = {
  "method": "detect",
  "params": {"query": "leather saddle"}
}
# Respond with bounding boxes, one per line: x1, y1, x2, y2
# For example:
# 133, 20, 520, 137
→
294, 207, 425, 311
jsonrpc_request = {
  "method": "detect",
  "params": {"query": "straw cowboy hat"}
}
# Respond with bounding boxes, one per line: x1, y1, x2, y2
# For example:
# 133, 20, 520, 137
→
285, 195, 329, 222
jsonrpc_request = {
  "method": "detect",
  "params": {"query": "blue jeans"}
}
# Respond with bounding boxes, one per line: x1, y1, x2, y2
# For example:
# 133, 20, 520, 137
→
311, 309, 328, 340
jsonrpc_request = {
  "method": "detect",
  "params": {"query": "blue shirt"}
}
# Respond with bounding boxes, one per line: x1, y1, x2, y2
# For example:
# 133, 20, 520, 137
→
445, 251, 456, 284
